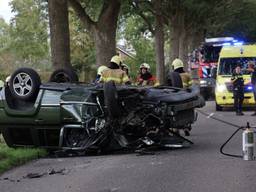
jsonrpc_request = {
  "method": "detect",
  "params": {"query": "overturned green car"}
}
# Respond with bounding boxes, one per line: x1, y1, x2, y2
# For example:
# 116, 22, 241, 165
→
0, 68, 205, 151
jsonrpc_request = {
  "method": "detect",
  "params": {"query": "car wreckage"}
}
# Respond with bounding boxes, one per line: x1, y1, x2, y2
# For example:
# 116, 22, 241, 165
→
0, 68, 205, 152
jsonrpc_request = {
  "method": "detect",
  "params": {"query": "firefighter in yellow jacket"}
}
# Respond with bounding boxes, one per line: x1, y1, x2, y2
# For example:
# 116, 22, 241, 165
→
172, 58, 193, 136
100, 55, 130, 85
171, 58, 192, 88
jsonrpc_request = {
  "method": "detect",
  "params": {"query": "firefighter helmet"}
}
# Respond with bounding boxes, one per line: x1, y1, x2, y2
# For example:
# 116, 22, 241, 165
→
111, 55, 122, 65
172, 58, 184, 70
140, 63, 150, 70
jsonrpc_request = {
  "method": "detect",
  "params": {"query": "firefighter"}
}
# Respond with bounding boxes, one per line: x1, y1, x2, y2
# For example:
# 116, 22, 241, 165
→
171, 58, 192, 88
121, 63, 132, 84
95, 65, 108, 83
136, 63, 158, 86
172, 58, 192, 136
247, 61, 256, 116
231, 65, 244, 116
100, 55, 130, 85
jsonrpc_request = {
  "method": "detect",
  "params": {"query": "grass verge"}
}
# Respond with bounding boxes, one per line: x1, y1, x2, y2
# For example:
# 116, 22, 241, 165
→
0, 137, 47, 174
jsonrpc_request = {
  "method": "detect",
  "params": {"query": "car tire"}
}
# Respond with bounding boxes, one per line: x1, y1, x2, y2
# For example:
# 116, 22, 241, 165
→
49, 68, 79, 83
104, 81, 121, 118
216, 103, 223, 111
166, 72, 183, 88
9, 67, 41, 101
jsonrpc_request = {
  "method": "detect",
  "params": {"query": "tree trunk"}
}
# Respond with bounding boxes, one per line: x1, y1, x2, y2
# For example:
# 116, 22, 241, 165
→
178, 12, 186, 68
69, 0, 120, 67
153, 0, 165, 84
170, 17, 180, 65
178, 13, 189, 71
48, 0, 71, 70
191, 30, 204, 50
94, 30, 116, 66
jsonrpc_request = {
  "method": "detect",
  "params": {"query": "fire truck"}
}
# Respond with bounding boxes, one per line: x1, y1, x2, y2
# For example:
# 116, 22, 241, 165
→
191, 37, 239, 100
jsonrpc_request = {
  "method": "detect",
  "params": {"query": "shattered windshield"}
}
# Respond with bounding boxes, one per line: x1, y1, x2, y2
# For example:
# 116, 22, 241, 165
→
218, 57, 256, 75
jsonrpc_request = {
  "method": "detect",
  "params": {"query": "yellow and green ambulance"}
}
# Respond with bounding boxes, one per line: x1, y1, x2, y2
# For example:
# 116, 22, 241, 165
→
215, 44, 256, 110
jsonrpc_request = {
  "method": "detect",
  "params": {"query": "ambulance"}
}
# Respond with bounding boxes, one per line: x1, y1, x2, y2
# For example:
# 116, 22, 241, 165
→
215, 44, 256, 111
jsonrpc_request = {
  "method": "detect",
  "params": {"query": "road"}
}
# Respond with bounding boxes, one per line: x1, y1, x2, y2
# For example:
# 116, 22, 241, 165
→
1, 101, 256, 192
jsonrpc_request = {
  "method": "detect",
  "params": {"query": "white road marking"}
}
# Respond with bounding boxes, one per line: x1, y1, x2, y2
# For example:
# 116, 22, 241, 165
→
207, 113, 214, 118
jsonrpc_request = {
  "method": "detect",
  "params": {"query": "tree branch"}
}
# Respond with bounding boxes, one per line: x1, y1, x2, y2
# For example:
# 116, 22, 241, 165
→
131, 2, 155, 34
68, 0, 96, 32
98, 0, 121, 26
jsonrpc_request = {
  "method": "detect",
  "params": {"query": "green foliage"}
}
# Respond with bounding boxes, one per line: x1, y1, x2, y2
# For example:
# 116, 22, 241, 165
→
0, 143, 47, 174
69, 9, 96, 82
0, 0, 50, 73
8, 0, 49, 68
120, 15, 156, 79
216, 1, 256, 42
0, 18, 11, 52
79, 0, 104, 22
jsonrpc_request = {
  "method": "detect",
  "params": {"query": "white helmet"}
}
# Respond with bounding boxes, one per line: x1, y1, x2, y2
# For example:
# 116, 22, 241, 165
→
140, 63, 150, 70
172, 58, 184, 70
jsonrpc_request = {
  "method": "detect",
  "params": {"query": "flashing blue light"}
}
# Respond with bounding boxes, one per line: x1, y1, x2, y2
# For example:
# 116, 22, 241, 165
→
222, 42, 231, 46
234, 42, 244, 46
232, 39, 238, 43
247, 86, 253, 90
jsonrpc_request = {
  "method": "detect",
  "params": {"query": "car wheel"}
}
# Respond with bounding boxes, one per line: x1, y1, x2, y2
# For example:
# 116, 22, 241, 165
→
9, 68, 41, 101
104, 81, 121, 118
216, 103, 223, 111
49, 68, 79, 83
167, 72, 183, 88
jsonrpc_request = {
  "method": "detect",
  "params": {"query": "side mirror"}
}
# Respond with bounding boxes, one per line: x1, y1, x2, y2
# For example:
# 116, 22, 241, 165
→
211, 68, 217, 79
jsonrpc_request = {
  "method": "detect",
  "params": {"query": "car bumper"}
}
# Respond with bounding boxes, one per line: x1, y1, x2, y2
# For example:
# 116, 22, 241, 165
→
215, 91, 256, 106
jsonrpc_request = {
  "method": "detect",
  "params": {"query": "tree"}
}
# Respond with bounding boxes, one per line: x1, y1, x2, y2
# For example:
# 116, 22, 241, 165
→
69, 0, 121, 67
120, 14, 155, 77
0, 18, 14, 73
166, 0, 244, 68
69, 9, 96, 81
9, 0, 49, 67
152, 0, 165, 84
0, 0, 50, 73
131, 0, 166, 84
48, 0, 72, 70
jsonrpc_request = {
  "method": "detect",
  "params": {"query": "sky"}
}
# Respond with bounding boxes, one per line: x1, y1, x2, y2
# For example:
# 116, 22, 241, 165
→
0, 0, 13, 23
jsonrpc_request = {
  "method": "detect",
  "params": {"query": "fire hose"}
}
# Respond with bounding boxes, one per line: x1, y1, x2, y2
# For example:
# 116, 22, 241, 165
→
196, 109, 254, 160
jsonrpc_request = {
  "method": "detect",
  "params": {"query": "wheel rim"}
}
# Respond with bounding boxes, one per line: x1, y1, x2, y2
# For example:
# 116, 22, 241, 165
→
12, 72, 33, 97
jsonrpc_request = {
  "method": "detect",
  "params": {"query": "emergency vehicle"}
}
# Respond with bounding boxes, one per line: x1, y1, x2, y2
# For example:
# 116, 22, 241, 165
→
197, 37, 236, 99
215, 44, 256, 111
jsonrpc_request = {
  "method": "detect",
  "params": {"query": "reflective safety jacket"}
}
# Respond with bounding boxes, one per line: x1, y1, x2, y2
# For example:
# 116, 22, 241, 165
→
231, 73, 244, 91
136, 75, 159, 86
100, 69, 130, 84
180, 72, 192, 88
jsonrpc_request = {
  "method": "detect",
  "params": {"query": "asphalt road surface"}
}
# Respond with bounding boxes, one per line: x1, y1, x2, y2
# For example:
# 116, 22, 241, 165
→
1, 101, 256, 192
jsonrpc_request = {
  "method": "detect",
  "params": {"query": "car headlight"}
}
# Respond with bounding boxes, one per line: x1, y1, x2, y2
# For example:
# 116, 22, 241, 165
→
200, 80, 207, 84
216, 84, 227, 92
